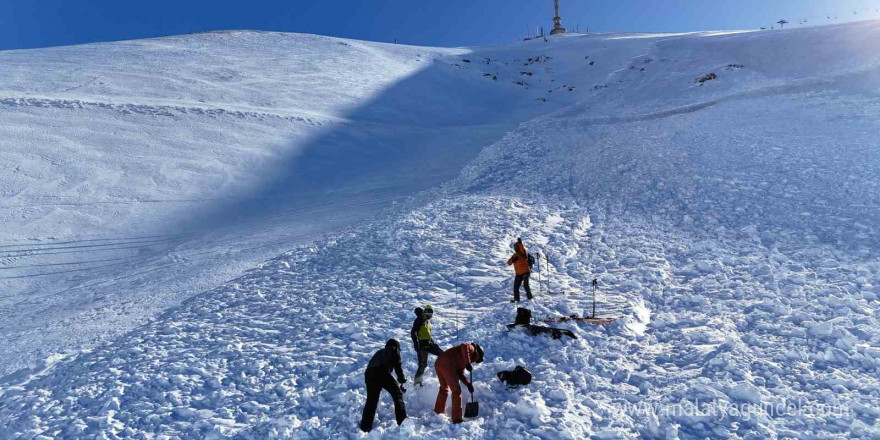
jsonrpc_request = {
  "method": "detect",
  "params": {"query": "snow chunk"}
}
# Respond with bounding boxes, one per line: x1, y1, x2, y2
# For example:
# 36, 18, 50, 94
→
808, 321, 834, 337
728, 383, 761, 404
515, 393, 551, 425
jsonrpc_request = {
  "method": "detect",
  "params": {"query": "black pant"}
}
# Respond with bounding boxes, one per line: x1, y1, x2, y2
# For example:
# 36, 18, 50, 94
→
414, 341, 443, 381
514, 273, 532, 302
360, 368, 407, 432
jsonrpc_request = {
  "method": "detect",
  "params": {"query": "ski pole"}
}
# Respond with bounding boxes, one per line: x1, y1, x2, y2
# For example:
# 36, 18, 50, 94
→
535, 251, 541, 294
545, 253, 551, 293
537, 251, 543, 295
591, 279, 598, 318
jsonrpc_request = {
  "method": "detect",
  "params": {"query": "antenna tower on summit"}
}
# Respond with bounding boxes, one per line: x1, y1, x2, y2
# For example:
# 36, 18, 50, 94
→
550, 0, 567, 35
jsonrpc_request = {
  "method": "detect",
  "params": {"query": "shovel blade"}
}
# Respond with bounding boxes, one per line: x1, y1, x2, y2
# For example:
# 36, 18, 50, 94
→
464, 401, 479, 418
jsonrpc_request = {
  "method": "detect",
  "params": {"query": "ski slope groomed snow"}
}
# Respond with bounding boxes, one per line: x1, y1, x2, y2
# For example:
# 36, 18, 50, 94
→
2, 20, 880, 440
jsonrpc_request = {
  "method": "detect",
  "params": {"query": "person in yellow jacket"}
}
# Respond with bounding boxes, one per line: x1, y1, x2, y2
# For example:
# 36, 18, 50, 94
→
411, 305, 443, 386
507, 238, 533, 302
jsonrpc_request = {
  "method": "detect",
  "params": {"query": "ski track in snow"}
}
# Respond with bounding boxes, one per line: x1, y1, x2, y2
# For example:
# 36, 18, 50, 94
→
2, 22, 880, 440
0, 95, 332, 126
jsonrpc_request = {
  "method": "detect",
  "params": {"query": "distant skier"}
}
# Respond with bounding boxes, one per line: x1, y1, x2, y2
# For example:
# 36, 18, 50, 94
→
411, 305, 443, 386
507, 238, 533, 302
433, 342, 484, 424
359, 339, 408, 432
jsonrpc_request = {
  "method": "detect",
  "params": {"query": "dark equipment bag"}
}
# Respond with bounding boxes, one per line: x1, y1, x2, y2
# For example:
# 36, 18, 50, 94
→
497, 366, 533, 387
514, 307, 532, 326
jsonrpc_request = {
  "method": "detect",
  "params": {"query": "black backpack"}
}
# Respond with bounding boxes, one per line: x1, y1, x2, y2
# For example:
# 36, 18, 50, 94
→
515, 308, 532, 326
498, 366, 532, 387
527, 253, 536, 268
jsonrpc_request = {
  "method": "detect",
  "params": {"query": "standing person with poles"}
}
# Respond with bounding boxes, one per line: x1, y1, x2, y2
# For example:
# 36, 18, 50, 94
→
507, 238, 533, 302
433, 342, 484, 424
411, 305, 443, 386
359, 339, 408, 432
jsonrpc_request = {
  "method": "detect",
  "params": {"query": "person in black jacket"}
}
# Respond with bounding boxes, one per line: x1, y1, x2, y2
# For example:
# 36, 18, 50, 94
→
359, 339, 408, 432
411, 305, 443, 386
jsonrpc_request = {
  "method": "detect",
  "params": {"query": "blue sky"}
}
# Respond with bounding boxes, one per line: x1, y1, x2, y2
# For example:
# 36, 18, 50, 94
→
2, 0, 879, 50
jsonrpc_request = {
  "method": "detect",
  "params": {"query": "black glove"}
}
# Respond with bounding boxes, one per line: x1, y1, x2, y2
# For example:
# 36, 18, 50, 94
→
398, 378, 407, 385
465, 364, 473, 372
466, 382, 474, 394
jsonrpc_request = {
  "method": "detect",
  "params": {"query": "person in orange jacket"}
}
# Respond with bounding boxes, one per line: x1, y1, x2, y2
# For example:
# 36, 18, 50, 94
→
507, 238, 533, 302
433, 342, 484, 423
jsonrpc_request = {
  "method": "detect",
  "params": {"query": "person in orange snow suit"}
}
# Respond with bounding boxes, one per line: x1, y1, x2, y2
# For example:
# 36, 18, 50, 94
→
433, 342, 484, 423
507, 238, 533, 302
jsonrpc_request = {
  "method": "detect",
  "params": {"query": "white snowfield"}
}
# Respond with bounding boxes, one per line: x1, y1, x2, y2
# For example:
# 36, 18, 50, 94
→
2, 20, 880, 440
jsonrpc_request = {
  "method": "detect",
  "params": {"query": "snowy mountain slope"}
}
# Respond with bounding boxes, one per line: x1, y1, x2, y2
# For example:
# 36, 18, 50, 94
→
3, 21, 880, 440
0, 30, 639, 376
461, 21, 880, 247
0, 31, 443, 118
0, 30, 460, 375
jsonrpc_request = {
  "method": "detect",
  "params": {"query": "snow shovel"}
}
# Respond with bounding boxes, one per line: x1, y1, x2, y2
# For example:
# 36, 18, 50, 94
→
464, 370, 479, 418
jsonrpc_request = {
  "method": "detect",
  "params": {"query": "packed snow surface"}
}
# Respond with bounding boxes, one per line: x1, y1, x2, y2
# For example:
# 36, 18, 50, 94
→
2, 21, 880, 440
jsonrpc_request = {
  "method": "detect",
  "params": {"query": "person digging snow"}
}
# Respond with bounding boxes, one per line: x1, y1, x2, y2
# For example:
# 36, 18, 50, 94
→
411, 305, 443, 386
433, 342, 484, 424
359, 339, 407, 432
507, 238, 533, 302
